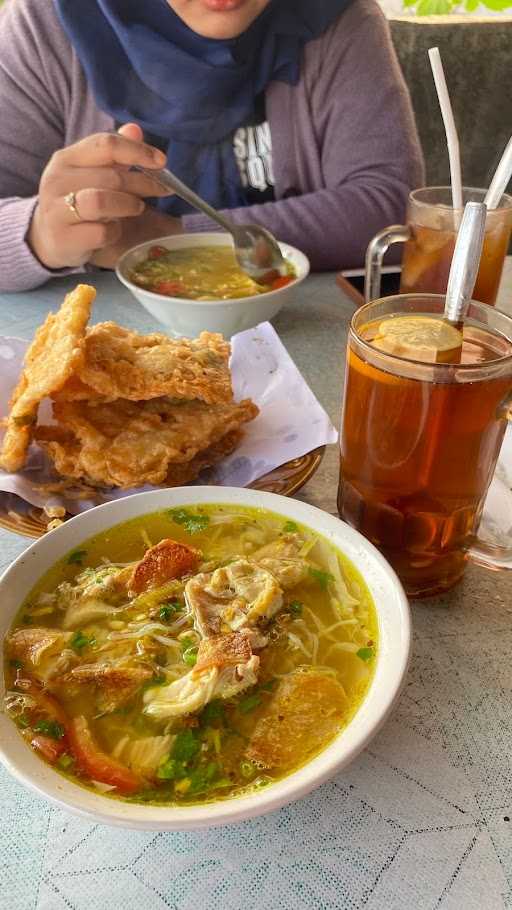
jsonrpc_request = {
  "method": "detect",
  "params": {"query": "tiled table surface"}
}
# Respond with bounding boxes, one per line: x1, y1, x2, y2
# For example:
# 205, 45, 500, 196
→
0, 266, 511, 910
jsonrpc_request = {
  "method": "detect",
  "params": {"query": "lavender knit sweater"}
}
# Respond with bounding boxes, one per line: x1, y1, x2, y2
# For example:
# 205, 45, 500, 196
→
0, 0, 424, 292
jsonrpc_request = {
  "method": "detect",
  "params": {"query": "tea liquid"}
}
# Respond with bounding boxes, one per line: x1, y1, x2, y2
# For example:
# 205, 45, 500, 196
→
400, 222, 511, 306
338, 315, 512, 596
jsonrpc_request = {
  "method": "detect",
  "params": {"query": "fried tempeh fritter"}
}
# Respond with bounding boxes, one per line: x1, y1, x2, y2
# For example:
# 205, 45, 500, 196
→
1, 283, 258, 492
36, 398, 258, 488
57, 323, 233, 405
0, 284, 95, 472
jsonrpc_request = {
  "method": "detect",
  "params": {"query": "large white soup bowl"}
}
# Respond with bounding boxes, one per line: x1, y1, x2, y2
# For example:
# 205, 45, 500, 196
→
116, 232, 310, 338
0, 487, 410, 830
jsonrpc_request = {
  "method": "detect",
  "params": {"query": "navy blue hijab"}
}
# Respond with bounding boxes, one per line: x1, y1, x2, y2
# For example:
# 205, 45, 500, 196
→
54, 0, 351, 215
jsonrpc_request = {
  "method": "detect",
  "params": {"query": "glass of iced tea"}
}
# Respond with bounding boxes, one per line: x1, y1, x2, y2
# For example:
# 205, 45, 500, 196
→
365, 187, 512, 306
338, 295, 512, 597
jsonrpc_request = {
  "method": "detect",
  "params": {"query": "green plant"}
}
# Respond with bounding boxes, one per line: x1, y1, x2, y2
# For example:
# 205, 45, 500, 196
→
403, 0, 511, 12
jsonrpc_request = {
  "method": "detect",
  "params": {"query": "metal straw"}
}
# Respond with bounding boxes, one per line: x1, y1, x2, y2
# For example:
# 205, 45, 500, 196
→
444, 201, 487, 325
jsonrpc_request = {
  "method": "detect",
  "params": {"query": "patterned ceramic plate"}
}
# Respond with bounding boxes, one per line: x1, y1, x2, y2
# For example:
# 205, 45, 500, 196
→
0, 446, 325, 540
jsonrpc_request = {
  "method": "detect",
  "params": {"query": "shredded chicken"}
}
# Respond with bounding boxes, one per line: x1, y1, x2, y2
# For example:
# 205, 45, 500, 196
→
6, 627, 73, 682
253, 533, 309, 589
61, 565, 132, 629
143, 631, 259, 720
63, 599, 125, 630
185, 559, 283, 638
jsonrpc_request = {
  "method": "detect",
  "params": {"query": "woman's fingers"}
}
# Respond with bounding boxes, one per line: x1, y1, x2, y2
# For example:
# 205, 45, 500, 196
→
117, 122, 144, 142
47, 166, 170, 198
65, 188, 145, 223
69, 220, 123, 252
28, 129, 169, 271
55, 131, 166, 169
40, 220, 124, 267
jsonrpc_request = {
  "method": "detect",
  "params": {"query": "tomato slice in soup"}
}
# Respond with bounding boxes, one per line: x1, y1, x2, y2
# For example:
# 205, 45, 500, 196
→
68, 716, 141, 794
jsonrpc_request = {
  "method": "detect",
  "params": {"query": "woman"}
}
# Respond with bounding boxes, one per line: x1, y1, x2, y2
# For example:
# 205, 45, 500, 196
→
0, 0, 423, 292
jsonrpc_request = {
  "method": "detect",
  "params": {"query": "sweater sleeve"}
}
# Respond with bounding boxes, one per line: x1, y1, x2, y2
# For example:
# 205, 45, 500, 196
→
184, 1, 425, 271
0, 0, 81, 292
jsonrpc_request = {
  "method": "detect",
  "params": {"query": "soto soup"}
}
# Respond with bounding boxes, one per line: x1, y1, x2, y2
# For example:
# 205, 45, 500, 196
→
129, 245, 296, 300
3, 505, 377, 806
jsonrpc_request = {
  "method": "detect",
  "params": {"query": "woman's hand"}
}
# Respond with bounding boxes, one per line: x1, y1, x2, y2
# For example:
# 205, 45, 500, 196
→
88, 206, 182, 270
27, 124, 172, 270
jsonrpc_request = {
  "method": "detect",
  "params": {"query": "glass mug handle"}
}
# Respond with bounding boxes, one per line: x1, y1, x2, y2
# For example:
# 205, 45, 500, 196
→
364, 225, 411, 303
468, 398, 512, 571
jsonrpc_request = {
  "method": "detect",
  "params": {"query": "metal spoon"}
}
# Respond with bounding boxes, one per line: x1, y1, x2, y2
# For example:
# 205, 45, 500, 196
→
440, 200, 487, 364
444, 200, 487, 327
134, 165, 286, 285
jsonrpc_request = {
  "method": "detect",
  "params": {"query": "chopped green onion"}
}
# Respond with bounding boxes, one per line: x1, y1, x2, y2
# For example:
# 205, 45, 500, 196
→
157, 758, 182, 781
159, 602, 181, 621
17, 714, 30, 729
143, 673, 167, 691
67, 549, 88, 566
308, 568, 334, 590
182, 647, 198, 667
240, 760, 256, 779
169, 508, 189, 524
9, 659, 23, 670
70, 630, 96, 653
171, 729, 200, 763
57, 753, 74, 771
238, 693, 262, 714
289, 600, 303, 616
259, 679, 277, 692
33, 719, 65, 740
169, 508, 210, 535
357, 647, 374, 662
200, 700, 224, 724
187, 761, 221, 794
283, 520, 298, 533
180, 636, 198, 667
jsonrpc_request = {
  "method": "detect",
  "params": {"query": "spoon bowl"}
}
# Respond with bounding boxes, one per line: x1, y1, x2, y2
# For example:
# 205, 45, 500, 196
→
133, 165, 286, 284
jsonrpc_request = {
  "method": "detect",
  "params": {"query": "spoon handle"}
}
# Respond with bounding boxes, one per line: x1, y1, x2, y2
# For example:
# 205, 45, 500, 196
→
444, 201, 487, 325
134, 165, 235, 235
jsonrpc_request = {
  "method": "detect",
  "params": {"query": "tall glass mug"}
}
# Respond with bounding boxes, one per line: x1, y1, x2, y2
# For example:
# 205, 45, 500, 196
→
338, 295, 512, 597
365, 188, 512, 305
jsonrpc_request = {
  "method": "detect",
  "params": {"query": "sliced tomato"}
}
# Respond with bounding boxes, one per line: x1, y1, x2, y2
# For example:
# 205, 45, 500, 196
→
147, 245, 168, 260
130, 538, 200, 594
153, 280, 186, 297
271, 276, 294, 290
31, 734, 67, 764
68, 716, 141, 794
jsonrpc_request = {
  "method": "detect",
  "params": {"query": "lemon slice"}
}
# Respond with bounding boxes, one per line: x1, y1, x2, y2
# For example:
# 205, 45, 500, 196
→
371, 315, 463, 364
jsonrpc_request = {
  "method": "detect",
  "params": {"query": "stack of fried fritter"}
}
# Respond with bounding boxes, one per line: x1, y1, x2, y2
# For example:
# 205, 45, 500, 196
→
0, 285, 258, 488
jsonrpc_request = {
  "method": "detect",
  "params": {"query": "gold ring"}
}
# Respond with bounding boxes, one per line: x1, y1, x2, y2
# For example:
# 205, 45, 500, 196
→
64, 191, 83, 222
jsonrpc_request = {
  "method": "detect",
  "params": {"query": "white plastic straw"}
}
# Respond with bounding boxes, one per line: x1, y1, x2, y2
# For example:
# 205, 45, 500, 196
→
428, 47, 463, 211
485, 136, 512, 210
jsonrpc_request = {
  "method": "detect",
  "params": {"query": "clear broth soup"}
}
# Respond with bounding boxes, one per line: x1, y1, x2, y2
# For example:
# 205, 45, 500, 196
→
4, 505, 377, 806
130, 245, 296, 300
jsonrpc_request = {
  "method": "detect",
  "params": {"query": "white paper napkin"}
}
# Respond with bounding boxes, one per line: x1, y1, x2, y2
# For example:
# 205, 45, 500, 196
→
0, 322, 338, 516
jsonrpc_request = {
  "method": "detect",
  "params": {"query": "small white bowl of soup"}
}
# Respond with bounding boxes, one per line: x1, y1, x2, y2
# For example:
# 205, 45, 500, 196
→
0, 487, 410, 831
116, 233, 310, 338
